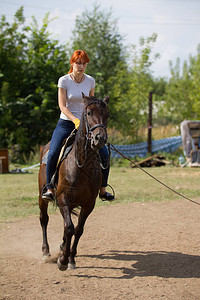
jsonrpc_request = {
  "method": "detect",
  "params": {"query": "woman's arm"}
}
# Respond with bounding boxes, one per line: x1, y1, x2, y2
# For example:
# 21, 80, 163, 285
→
89, 88, 95, 97
58, 87, 77, 122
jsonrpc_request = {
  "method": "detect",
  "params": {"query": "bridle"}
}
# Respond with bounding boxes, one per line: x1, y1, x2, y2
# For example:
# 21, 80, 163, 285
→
75, 100, 108, 168
84, 101, 108, 139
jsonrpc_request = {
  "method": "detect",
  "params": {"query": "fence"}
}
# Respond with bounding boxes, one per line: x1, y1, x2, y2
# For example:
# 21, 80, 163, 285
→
0, 149, 9, 173
110, 136, 182, 158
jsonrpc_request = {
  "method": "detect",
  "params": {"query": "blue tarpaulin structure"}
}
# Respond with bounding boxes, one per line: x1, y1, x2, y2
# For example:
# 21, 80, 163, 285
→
110, 135, 182, 158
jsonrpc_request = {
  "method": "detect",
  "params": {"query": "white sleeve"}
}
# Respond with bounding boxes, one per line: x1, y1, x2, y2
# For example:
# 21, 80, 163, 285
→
58, 76, 68, 90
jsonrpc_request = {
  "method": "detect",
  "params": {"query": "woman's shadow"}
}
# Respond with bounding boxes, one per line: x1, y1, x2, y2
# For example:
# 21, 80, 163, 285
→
76, 250, 200, 279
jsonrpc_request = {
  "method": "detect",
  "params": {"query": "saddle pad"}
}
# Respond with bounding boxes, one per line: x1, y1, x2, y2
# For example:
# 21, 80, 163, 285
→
41, 145, 73, 166
41, 129, 76, 166
42, 150, 49, 165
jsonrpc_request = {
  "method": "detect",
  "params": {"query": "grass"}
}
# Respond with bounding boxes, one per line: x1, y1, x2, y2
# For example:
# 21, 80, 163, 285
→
1, 164, 200, 222
0, 167, 56, 222
108, 166, 200, 203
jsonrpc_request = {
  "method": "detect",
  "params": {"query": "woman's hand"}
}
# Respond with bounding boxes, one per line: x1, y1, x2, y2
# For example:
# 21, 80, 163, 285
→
73, 118, 80, 129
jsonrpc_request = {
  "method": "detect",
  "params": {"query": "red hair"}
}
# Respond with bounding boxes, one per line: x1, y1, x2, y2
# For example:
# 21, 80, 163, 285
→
68, 50, 90, 74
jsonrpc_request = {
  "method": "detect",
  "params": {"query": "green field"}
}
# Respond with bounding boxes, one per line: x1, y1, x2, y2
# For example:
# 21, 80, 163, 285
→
1, 165, 200, 222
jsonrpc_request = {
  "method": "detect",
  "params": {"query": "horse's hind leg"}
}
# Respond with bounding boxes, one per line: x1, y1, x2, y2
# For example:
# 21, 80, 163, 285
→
38, 148, 51, 260
69, 208, 92, 269
39, 194, 50, 259
57, 199, 75, 271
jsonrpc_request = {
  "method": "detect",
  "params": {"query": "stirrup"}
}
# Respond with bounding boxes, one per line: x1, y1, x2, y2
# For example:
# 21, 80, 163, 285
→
99, 192, 115, 201
42, 191, 55, 202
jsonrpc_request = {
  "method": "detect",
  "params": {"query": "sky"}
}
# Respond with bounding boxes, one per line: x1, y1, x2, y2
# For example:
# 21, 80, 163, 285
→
1, 0, 200, 78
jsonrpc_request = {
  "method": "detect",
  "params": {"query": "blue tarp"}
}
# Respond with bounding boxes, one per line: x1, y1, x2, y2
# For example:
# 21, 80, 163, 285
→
110, 135, 182, 158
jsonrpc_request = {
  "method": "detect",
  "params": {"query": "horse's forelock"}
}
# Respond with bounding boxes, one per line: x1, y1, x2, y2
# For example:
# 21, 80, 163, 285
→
86, 97, 107, 109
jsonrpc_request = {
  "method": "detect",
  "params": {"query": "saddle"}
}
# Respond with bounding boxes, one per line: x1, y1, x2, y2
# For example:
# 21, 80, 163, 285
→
42, 129, 77, 187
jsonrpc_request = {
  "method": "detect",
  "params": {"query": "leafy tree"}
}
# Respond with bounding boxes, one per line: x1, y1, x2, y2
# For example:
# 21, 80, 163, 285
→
24, 14, 70, 151
70, 4, 125, 98
151, 77, 168, 125
0, 7, 28, 148
188, 45, 200, 118
0, 7, 70, 158
2, 6, 200, 159
159, 46, 200, 124
109, 34, 160, 141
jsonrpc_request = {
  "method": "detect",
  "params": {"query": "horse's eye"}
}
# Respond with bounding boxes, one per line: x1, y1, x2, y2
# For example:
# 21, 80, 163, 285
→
87, 111, 92, 116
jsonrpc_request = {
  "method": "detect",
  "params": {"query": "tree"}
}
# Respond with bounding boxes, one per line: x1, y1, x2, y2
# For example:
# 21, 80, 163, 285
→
188, 45, 200, 118
151, 77, 168, 125
70, 4, 125, 98
0, 7, 70, 158
24, 14, 70, 151
159, 46, 200, 124
109, 34, 160, 141
0, 7, 28, 149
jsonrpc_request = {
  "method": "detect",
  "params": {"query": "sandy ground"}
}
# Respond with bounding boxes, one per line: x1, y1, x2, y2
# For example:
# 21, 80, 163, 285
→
1, 199, 200, 300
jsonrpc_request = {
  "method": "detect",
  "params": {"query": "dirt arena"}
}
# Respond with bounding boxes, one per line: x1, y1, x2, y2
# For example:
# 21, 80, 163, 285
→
1, 199, 200, 300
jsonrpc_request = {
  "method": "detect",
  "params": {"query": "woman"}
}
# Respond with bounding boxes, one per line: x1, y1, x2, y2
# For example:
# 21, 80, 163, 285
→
42, 50, 114, 202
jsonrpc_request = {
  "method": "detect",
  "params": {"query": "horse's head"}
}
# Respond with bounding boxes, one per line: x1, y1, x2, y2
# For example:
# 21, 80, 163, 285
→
82, 93, 109, 151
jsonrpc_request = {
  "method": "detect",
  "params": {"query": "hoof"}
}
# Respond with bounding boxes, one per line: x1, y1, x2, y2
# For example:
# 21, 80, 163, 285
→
57, 256, 68, 271
67, 263, 76, 270
42, 253, 51, 263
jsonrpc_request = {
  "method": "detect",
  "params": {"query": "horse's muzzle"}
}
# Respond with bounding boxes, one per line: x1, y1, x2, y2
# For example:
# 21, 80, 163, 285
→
91, 130, 107, 150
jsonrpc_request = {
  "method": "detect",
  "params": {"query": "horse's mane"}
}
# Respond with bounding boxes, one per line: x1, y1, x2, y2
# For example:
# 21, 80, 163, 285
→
86, 96, 107, 108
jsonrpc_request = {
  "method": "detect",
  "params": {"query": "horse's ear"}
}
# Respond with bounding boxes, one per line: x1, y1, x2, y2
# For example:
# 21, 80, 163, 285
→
103, 96, 109, 105
82, 92, 90, 104
82, 92, 85, 99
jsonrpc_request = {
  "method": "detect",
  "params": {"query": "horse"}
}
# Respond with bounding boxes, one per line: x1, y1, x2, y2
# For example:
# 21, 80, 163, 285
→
38, 93, 109, 271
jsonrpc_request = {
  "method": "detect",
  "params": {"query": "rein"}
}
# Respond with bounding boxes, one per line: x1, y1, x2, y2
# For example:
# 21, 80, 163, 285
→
109, 142, 200, 207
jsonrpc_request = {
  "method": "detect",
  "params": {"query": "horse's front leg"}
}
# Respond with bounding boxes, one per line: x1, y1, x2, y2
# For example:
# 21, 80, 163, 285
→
57, 197, 74, 271
69, 207, 93, 269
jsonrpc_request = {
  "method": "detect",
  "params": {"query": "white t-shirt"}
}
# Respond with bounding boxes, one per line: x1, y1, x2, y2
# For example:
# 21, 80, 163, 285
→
57, 73, 95, 121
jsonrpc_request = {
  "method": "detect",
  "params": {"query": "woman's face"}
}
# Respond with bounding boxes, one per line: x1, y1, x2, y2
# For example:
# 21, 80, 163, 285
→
73, 58, 87, 75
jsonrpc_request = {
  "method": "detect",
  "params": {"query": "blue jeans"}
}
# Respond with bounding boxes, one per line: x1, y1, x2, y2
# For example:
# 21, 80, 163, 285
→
46, 118, 110, 189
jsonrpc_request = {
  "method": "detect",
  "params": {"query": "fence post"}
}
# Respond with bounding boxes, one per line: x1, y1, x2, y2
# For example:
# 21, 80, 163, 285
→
0, 149, 9, 173
147, 92, 153, 154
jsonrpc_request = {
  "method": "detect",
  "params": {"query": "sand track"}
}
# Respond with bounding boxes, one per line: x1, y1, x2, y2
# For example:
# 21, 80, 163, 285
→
1, 200, 200, 299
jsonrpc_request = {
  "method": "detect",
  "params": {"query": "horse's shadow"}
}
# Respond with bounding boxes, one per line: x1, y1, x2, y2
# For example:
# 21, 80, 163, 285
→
74, 250, 200, 279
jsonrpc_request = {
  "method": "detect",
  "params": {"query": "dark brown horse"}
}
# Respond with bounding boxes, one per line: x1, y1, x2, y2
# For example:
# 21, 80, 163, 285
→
39, 94, 109, 271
